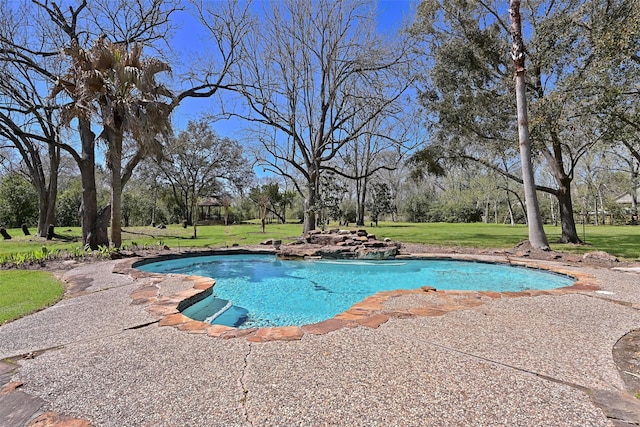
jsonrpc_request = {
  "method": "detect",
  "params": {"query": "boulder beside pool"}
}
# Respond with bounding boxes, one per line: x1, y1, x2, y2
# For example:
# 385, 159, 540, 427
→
277, 229, 401, 260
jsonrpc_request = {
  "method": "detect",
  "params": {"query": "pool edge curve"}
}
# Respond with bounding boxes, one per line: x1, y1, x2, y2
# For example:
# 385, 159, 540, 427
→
117, 250, 601, 343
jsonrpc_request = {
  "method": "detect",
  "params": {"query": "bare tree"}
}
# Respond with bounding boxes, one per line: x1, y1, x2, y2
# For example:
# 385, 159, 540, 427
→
1, 0, 250, 248
153, 120, 253, 238
225, 0, 414, 233
0, 3, 61, 237
336, 112, 414, 226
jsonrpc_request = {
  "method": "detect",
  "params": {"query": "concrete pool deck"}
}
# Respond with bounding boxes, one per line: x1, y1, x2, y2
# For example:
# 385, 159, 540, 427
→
1, 251, 640, 426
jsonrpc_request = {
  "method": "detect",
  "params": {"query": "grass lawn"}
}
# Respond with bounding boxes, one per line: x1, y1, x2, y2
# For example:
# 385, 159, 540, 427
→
374, 222, 640, 260
0, 270, 65, 325
0, 221, 638, 260
0, 223, 297, 257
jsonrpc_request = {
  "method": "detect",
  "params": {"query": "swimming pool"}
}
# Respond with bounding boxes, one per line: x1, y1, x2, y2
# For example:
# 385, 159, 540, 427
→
137, 254, 574, 328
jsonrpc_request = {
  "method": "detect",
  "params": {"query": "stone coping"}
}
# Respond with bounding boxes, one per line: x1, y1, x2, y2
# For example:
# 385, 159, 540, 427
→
117, 252, 600, 343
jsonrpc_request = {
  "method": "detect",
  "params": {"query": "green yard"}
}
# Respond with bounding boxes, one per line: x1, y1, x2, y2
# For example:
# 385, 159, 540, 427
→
374, 222, 640, 260
0, 222, 638, 260
0, 270, 64, 325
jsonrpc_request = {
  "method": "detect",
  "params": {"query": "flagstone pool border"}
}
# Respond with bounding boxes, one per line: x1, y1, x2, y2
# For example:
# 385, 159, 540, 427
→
116, 251, 600, 343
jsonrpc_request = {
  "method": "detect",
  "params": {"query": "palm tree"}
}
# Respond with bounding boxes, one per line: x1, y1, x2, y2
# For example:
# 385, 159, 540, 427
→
53, 36, 172, 248
509, 1, 549, 250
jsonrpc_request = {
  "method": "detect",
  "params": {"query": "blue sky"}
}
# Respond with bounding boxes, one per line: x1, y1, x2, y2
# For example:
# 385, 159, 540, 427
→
170, 0, 416, 139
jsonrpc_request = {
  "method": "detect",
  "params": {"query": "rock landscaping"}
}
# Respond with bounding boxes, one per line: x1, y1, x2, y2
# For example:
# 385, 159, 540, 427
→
271, 228, 401, 259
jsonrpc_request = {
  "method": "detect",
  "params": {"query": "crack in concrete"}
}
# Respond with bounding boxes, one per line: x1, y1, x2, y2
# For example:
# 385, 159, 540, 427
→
582, 292, 638, 310
4, 321, 158, 362
10, 346, 65, 362
607, 415, 640, 426
385, 328, 640, 425
408, 332, 589, 390
64, 280, 141, 299
238, 342, 254, 427
123, 320, 159, 330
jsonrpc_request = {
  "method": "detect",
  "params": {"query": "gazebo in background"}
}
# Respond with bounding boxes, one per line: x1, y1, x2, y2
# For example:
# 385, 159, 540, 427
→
198, 197, 223, 223
615, 188, 639, 224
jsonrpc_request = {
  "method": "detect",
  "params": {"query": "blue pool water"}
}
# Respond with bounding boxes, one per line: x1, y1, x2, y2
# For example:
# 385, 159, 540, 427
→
137, 254, 574, 328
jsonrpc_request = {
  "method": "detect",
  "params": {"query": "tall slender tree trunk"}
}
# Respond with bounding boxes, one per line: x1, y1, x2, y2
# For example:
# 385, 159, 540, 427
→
597, 186, 604, 225
549, 193, 556, 226
506, 194, 515, 225
594, 186, 599, 226
509, 1, 549, 250
632, 168, 639, 216
356, 176, 368, 226
281, 203, 286, 225
484, 200, 489, 224
192, 191, 198, 239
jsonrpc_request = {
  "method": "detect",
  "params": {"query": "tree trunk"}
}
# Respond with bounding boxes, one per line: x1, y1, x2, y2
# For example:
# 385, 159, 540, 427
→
0, 227, 11, 240
44, 193, 57, 234
191, 188, 198, 239
78, 118, 105, 249
510, 0, 549, 250
109, 129, 123, 248
95, 205, 111, 246
514, 193, 527, 225
303, 188, 317, 233
184, 192, 191, 226
33, 162, 58, 238
355, 174, 367, 226
356, 200, 365, 226
45, 143, 59, 235
261, 205, 266, 233
506, 194, 515, 225
632, 168, 639, 215
503, 186, 526, 225
484, 200, 489, 224
556, 180, 581, 243
303, 168, 319, 233
542, 132, 582, 242
36, 191, 50, 238
30, 140, 60, 237
594, 187, 599, 226
597, 186, 604, 225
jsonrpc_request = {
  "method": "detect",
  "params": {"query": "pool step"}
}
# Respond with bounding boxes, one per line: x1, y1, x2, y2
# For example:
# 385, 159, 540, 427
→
181, 296, 248, 328
204, 300, 233, 324
213, 305, 249, 327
